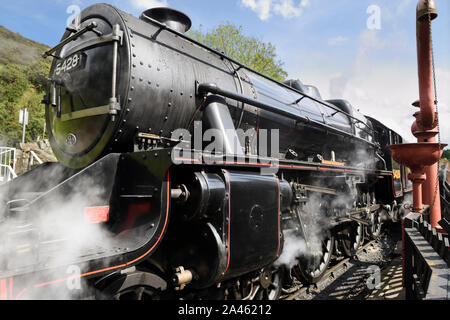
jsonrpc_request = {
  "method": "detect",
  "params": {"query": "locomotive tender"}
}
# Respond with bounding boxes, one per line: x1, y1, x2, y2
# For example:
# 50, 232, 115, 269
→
0, 4, 412, 300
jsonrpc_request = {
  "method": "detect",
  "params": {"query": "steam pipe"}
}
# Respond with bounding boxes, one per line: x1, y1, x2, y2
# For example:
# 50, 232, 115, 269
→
202, 95, 245, 156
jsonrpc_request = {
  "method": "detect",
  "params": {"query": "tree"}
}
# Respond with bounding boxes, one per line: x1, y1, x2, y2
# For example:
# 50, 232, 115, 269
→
0, 26, 51, 146
189, 22, 288, 82
443, 149, 450, 161
0, 63, 48, 145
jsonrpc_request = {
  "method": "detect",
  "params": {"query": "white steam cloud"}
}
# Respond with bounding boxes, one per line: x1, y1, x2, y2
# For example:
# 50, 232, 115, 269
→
275, 193, 334, 270
0, 165, 117, 300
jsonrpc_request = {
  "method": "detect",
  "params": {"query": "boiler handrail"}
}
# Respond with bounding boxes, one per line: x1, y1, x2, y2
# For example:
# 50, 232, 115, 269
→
197, 82, 376, 147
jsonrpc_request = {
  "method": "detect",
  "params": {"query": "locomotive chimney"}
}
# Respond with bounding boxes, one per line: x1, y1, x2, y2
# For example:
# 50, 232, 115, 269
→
140, 7, 192, 33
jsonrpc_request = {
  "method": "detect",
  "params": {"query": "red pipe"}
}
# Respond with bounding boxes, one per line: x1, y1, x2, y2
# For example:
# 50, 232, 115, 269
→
415, 0, 442, 228
416, 12, 436, 130
413, 181, 424, 212
424, 158, 442, 227
408, 171, 426, 213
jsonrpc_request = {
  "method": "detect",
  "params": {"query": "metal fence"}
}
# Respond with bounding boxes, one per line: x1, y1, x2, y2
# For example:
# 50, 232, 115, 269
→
0, 147, 17, 183
403, 213, 450, 300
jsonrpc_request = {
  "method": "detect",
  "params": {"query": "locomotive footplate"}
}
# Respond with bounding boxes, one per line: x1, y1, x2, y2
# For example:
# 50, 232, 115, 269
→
172, 149, 393, 177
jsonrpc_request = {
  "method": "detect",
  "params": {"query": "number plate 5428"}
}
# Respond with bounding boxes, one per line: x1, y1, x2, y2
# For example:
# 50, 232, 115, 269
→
55, 53, 85, 76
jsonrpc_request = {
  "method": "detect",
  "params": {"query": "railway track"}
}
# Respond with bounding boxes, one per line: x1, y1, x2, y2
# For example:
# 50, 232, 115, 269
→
281, 240, 378, 300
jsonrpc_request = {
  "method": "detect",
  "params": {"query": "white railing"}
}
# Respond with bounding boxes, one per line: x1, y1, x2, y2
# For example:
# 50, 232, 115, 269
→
28, 150, 43, 170
0, 147, 17, 183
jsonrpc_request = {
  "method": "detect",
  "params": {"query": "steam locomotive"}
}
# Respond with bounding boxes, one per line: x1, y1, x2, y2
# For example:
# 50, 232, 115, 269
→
0, 4, 412, 300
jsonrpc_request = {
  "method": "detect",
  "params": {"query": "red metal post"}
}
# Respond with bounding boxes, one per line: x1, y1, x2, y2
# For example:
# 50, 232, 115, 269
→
412, 178, 424, 213
415, 7, 436, 129
390, 0, 447, 289
414, 0, 442, 229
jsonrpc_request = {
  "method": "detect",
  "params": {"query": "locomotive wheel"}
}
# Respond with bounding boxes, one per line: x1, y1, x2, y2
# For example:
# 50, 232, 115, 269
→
338, 222, 363, 257
226, 277, 254, 300
293, 233, 334, 284
368, 210, 383, 239
95, 268, 167, 300
254, 267, 282, 300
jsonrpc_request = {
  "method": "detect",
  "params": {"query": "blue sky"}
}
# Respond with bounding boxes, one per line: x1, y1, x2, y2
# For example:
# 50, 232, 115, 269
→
1, 0, 449, 143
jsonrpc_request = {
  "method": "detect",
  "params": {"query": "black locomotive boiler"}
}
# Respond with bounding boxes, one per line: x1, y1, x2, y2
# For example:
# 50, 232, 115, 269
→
0, 4, 412, 300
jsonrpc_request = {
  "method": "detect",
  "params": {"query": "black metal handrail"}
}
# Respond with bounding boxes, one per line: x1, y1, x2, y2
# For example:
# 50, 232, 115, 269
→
196, 82, 375, 146
42, 22, 100, 58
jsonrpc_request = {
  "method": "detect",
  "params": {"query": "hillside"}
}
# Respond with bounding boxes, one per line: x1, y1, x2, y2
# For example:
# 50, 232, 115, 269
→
0, 26, 51, 146
0, 26, 50, 65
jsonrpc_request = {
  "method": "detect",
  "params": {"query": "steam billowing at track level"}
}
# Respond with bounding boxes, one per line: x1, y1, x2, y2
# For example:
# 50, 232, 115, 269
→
0, 3, 412, 300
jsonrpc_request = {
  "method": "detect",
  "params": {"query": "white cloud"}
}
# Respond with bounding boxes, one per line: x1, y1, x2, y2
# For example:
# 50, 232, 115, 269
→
324, 64, 450, 145
359, 29, 388, 50
131, 0, 168, 9
328, 36, 348, 46
274, 0, 303, 19
322, 30, 414, 141
396, 0, 415, 15
290, 27, 450, 145
434, 68, 450, 145
242, 0, 272, 20
300, 0, 309, 6
241, 0, 309, 21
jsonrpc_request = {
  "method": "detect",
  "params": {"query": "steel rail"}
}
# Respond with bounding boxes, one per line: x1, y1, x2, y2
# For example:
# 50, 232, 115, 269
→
282, 240, 376, 300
